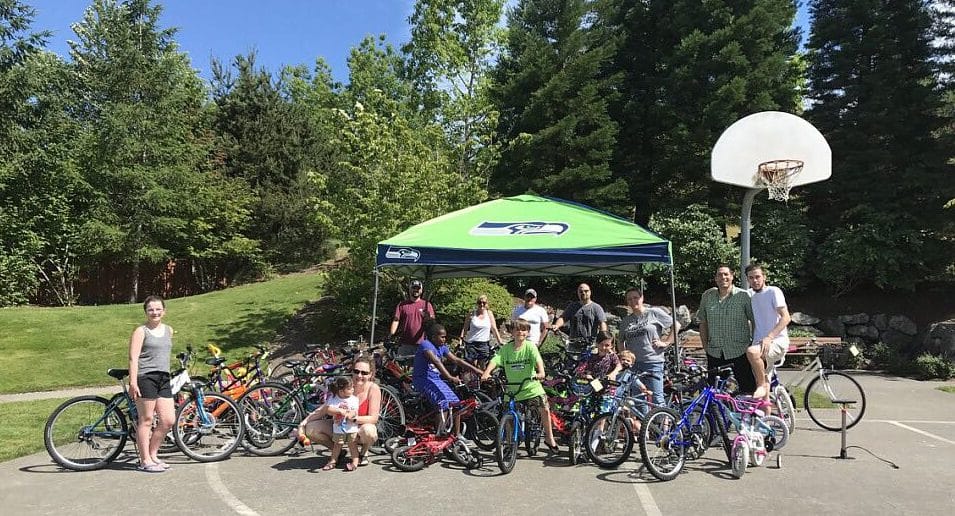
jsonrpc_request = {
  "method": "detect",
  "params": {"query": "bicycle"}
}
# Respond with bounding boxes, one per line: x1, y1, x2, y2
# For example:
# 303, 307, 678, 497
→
491, 376, 549, 474
44, 358, 243, 470
583, 371, 660, 468
712, 392, 789, 478
637, 367, 736, 482
783, 343, 866, 431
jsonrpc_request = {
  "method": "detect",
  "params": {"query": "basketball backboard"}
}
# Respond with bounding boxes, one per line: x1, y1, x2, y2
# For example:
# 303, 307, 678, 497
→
711, 111, 831, 189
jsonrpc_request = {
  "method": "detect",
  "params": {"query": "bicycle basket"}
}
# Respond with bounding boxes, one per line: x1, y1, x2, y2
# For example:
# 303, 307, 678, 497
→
819, 345, 851, 368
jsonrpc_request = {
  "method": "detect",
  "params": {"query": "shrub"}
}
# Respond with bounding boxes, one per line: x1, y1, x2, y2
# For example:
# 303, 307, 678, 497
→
428, 278, 513, 337
749, 200, 812, 292
913, 354, 955, 380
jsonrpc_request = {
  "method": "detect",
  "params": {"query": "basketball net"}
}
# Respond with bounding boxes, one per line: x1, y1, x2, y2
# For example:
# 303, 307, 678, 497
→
755, 159, 804, 201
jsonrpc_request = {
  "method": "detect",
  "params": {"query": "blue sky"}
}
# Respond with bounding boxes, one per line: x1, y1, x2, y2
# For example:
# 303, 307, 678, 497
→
28, 0, 810, 84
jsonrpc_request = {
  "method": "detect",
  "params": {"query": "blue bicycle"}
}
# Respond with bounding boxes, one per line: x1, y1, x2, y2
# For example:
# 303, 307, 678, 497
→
493, 376, 544, 474
637, 367, 736, 481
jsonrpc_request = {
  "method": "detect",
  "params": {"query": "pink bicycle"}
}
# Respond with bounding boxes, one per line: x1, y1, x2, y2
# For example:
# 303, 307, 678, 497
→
714, 393, 789, 479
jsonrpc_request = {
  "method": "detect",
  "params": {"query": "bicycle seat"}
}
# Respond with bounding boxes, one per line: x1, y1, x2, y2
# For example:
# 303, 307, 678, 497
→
283, 360, 303, 368
205, 357, 226, 366
107, 368, 129, 380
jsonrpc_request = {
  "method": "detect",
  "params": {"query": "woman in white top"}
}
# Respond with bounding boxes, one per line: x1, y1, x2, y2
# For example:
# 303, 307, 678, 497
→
459, 294, 503, 368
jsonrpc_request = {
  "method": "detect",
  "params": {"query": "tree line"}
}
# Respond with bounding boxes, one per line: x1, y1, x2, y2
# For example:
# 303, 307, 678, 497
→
1, 0, 952, 317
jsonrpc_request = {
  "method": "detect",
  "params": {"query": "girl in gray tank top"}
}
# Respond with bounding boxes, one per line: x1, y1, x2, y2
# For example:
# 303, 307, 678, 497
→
138, 324, 172, 376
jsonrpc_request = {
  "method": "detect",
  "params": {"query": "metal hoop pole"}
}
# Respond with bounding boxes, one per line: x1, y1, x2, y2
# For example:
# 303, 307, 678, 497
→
740, 188, 760, 282
370, 268, 380, 343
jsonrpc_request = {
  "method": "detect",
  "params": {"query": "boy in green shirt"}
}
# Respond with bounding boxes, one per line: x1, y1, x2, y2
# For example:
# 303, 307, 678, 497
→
481, 319, 559, 453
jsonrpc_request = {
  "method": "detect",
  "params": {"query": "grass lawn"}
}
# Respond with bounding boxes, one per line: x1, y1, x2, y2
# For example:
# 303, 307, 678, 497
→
0, 272, 324, 394
0, 397, 75, 463
938, 385, 955, 394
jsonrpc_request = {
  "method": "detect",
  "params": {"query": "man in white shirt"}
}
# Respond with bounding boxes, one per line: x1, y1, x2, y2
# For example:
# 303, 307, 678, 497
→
511, 288, 550, 345
746, 264, 792, 399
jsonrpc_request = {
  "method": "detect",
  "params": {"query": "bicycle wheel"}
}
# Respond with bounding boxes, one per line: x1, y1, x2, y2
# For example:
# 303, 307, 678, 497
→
391, 444, 428, 472
584, 412, 634, 468
174, 392, 244, 462
44, 396, 128, 471
638, 407, 685, 482
730, 439, 748, 479
708, 402, 733, 462
523, 408, 541, 457
804, 371, 866, 431
496, 413, 519, 474
465, 409, 499, 452
772, 385, 796, 433
373, 385, 406, 453
239, 383, 303, 456
760, 414, 790, 451
568, 421, 584, 465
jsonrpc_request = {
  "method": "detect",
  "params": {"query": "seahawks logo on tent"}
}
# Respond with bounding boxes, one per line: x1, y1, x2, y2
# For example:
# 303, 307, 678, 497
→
384, 247, 421, 261
470, 221, 569, 236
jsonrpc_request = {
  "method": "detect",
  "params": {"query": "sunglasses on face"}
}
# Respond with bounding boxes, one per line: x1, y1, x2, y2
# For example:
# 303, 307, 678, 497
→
352, 369, 371, 376
477, 301, 487, 305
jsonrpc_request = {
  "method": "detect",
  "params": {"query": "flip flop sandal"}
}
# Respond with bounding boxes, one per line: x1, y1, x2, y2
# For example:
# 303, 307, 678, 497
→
321, 462, 336, 471
344, 462, 357, 472
137, 463, 165, 473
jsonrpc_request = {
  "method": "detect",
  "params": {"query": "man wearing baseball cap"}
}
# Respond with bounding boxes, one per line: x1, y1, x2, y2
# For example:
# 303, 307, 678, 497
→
510, 288, 550, 345
388, 279, 435, 356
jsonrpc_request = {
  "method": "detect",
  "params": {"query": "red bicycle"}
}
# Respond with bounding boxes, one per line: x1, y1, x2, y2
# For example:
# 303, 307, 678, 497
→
389, 385, 486, 471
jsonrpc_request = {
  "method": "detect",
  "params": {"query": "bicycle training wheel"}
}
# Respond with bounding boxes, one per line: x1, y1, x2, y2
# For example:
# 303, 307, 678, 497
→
584, 412, 634, 468
804, 371, 866, 431
174, 392, 244, 462
239, 383, 303, 456
496, 413, 519, 474
45, 396, 128, 471
760, 415, 790, 451
638, 407, 685, 482
772, 386, 796, 433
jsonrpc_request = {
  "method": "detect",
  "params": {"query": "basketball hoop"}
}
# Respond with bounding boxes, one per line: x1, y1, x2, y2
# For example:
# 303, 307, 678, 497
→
755, 159, 804, 201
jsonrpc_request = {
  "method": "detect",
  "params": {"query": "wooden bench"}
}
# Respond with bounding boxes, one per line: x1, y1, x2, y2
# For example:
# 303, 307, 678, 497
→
677, 334, 844, 364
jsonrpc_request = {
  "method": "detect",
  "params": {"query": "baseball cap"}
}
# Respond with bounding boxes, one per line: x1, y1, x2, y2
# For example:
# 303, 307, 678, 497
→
524, 288, 537, 298
410, 279, 423, 288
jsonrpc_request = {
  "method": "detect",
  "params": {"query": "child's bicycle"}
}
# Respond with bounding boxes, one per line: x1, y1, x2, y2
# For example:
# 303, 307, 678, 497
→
488, 376, 548, 474
712, 392, 789, 478
637, 366, 736, 481
389, 385, 485, 472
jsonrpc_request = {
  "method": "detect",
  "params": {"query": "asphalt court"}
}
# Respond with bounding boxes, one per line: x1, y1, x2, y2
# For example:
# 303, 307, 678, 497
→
2, 373, 953, 515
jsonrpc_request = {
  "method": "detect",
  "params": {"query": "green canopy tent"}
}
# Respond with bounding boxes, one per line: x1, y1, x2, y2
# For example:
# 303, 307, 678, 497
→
372, 195, 681, 358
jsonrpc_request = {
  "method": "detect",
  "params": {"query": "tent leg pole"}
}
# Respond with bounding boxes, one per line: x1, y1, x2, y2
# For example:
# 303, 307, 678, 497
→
370, 269, 380, 343
669, 265, 680, 370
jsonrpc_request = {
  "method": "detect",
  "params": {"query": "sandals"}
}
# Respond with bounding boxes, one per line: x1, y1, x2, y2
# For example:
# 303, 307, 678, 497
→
344, 462, 357, 472
151, 459, 171, 470
137, 462, 165, 473
321, 462, 336, 471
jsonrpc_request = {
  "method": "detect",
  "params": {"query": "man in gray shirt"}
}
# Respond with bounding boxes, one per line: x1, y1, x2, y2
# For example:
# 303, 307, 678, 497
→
553, 283, 607, 344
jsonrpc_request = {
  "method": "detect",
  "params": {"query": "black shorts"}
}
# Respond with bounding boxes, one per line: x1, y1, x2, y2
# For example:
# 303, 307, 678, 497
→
137, 371, 172, 399
706, 353, 757, 395
465, 341, 491, 361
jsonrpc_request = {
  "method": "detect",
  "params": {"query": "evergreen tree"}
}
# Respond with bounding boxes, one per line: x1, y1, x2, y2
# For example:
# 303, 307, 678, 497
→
70, 0, 255, 301
491, 0, 628, 214
603, 0, 802, 224
805, 0, 953, 291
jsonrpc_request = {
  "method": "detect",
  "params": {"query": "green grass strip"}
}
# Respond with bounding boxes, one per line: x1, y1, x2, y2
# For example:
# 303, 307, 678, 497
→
0, 397, 77, 463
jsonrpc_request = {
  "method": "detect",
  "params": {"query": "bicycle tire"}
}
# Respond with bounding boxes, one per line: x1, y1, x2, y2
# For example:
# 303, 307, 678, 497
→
772, 385, 796, 433
638, 407, 686, 481
568, 421, 583, 465
584, 412, 634, 468
373, 385, 406, 453
391, 444, 428, 472
238, 383, 303, 456
709, 401, 733, 462
761, 414, 790, 451
44, 396, 128, 471
109, 392, 180, 454
174, 392, 244, 462
731, 439, 748, 479
524, 407, 541, 456
804, 371, 866, 431
465, 409, 499, 452
496, 413, 519, 474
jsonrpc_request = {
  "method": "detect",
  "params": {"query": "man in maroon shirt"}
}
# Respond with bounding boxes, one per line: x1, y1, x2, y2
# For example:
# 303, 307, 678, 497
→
388, 279, 435, 356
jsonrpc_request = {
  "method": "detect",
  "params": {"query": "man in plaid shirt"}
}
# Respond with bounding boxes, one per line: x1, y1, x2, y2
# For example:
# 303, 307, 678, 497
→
697, 265, 756, 394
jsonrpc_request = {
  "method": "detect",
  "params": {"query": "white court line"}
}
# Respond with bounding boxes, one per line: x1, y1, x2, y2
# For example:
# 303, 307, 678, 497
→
205, 462, 260, 516
885, 421, 955, 446
632, 482, 662, 516
869, 419, 955, 424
